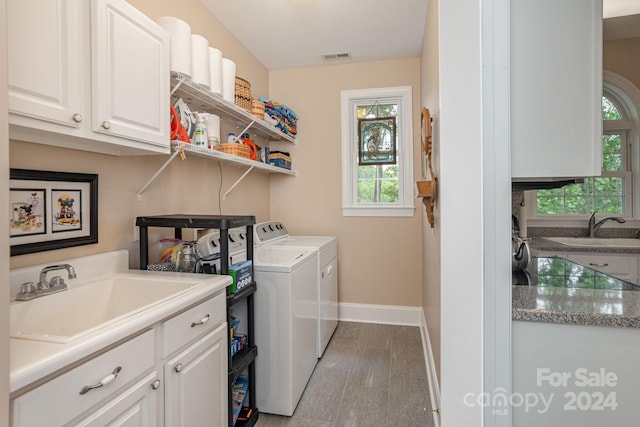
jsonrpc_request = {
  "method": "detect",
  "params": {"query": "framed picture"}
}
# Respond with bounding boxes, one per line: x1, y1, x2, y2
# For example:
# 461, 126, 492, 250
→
358, 116, 397, 166
9, 169, 98, 256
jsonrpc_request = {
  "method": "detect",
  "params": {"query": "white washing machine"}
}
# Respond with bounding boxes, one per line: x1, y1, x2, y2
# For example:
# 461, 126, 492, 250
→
196, 228, 318, 416
254, 221, 338, 358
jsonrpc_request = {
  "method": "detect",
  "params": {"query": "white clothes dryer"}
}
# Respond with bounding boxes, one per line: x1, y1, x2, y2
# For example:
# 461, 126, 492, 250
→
254, 221, 338, 357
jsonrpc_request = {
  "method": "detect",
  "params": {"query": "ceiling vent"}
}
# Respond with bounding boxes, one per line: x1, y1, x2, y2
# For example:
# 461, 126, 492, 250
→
321, 52, 352, 61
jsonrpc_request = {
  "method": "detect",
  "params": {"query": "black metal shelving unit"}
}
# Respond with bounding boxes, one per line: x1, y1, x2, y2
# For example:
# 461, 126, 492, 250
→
136, 214, 259, 427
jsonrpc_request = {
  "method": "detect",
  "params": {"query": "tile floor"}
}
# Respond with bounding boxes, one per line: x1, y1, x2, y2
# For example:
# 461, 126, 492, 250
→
255, 322, 435, 427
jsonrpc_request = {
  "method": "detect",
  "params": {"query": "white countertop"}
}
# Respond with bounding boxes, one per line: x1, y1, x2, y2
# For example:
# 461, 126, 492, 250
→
10, 271, 230, 394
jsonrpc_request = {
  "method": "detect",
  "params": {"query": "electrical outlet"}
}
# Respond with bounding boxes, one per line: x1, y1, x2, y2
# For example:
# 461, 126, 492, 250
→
133, 218, 139, 242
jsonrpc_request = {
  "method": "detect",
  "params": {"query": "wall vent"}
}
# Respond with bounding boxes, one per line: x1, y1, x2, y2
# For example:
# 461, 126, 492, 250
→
321, 52, 352, 61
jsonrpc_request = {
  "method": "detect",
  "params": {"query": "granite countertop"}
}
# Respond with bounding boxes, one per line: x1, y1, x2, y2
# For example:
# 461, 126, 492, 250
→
513, 229, 640, 327
512, 285, 640, 328
529, 236, 640, 254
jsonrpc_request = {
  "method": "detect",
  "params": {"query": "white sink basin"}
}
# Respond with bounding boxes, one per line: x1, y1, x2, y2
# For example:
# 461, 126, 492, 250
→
544, 237, 640, 248
11, 274, 202, 343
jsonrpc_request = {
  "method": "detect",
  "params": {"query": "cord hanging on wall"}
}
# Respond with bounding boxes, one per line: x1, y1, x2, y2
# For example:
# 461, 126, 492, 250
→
417, 107, 437, 228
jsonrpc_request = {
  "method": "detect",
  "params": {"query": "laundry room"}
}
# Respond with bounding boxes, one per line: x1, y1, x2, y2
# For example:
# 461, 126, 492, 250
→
4, 0, 432, 426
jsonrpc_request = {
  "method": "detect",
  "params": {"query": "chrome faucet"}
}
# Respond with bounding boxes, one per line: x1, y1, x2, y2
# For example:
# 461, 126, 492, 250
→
16, 263, 77, 301
587, 211, 626, 238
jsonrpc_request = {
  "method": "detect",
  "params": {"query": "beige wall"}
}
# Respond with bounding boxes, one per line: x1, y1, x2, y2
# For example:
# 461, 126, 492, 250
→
1, 0, 10, 420
10, 0, 272, 269
421, 0, 441, 381
604, 37, 640, 90
268, 58, 423, 307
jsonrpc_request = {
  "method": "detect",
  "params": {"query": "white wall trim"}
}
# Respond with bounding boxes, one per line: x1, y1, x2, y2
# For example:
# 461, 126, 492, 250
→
338, 302, 422, 326
421, 309, 441, 427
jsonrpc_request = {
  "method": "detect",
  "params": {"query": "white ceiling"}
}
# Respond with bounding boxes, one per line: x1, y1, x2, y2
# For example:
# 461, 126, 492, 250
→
200, 0, 428, 70
200, 0, 640, 70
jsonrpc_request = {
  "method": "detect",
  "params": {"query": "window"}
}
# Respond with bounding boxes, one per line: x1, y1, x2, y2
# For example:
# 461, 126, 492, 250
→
340, 86, 414, 217
534, 87, 636, 217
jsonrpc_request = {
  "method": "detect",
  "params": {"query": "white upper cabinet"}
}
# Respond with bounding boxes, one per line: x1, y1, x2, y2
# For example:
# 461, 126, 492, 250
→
510, 0, 603, 178
8, 0, 170, 155
7, 0, 85, 128
92, 0, 169, 147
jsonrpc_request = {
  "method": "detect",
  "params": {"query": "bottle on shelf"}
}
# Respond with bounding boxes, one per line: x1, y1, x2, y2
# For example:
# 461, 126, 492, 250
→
228, 132, 237, 143
194, 113, 208, 147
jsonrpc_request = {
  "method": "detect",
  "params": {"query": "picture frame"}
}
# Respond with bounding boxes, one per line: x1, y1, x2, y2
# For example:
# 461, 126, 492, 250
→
357, 116, 397, 166
9, 169, 98, 256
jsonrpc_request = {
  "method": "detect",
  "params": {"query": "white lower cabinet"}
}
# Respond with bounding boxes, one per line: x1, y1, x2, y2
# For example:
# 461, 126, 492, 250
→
164, 324, 228, 427
565, 253, 639, 284
11, 330, 156, 427
10, 292, 228, 427
72, 371, 160, 427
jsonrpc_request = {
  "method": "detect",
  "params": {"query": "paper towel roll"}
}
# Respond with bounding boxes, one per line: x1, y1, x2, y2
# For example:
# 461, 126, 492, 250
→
191, 34, 210, 89
156, 16, 191, 77
221, 58, 236, 103
205, 114, 220, 143
208, 48, 223, 96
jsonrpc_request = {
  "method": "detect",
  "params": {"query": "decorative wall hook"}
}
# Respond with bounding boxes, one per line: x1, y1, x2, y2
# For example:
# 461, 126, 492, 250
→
417, 107, 437, 227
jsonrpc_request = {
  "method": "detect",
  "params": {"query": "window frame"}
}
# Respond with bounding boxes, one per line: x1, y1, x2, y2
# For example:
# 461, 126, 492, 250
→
340, 86, 414, 217
527, 73, 640, 223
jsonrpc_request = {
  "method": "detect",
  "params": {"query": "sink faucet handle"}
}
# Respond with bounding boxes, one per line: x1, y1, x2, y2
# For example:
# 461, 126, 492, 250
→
49, 276, 66, 288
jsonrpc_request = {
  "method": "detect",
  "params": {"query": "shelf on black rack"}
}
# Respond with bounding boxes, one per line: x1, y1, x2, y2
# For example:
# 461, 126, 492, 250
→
227, 282, 256, 306
136, 214, 255, 230
229, 345, 258, 382
234, 407, 259, 427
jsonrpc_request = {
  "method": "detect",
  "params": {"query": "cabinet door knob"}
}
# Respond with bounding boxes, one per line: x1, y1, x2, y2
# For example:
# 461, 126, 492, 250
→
72, 113, 83, 123
191, 314, 210, 327
79, 366, 122, 395
151, 379, 161, 390
101, 120, 111, 129
174, 363, 183, 373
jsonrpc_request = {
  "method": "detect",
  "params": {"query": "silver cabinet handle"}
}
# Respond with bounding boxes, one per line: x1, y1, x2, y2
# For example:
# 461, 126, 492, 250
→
174, 363, 183, 373
72, 113, 83, 123
80, 366, 121, 395
101, 120, 111, 129
589, 263, 609, 267
151, 379, 161, 390
190, 314, 210, 327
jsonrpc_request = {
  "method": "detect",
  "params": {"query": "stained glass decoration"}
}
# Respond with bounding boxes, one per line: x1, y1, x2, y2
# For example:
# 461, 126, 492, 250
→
357, 117, 396, 165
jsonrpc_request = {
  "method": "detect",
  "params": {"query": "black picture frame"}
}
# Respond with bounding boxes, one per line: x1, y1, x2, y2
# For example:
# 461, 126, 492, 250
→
9, 169, 98, 256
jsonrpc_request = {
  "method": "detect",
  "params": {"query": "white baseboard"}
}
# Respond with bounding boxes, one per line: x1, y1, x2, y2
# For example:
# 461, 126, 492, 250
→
337, 302, 441, 426
338, 302, 422, 326
421, 310, 441, 427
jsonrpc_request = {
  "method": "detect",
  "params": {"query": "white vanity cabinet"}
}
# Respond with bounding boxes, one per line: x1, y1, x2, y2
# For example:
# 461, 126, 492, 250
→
510, 0, 602, 178
10, 291, 228, 427
161, 293, 228, 427
11, 330, 158, 427
7, 0, 169, 155
164, 325, 228, 427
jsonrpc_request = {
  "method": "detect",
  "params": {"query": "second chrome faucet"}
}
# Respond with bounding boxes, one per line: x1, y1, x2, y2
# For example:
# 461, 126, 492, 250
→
587, 211, 626, 238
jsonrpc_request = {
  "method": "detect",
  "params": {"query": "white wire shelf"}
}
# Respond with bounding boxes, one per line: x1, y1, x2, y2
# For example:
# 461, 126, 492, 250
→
170, 71, 296, 144
171, 141, 296, 176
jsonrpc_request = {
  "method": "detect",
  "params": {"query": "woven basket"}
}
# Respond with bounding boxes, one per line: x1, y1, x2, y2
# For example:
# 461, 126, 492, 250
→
251, 100, 265, 119
234, 77, 252, 111
217, 143, 251, 159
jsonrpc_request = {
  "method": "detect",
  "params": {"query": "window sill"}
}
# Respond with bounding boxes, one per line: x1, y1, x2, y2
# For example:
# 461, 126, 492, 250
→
342, 206, 415, 217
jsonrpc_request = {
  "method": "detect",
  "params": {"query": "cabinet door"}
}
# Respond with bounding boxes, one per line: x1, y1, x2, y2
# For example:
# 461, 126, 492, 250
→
510, 0, 602, 178
71, 372, 160, 427
566, 253, 638, 282
7, 0, 85, 127
165, 323, 228, 427
91, 0, 169, 147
